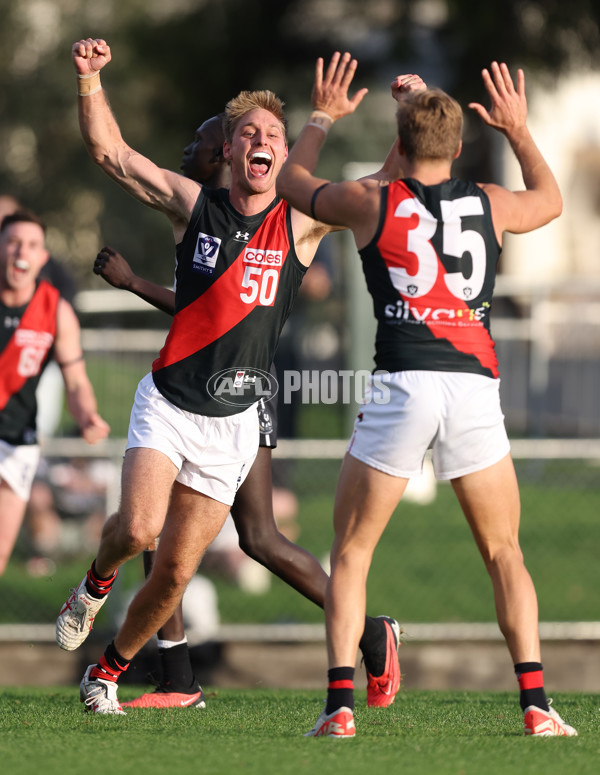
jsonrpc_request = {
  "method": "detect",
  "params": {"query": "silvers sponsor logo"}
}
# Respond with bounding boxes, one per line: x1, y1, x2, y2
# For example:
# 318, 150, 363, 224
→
234, 230, 250, 242
384, 298, 489, 324
207, 367, 278, 407
192, 232, 221, 274
243, 248, 283, 266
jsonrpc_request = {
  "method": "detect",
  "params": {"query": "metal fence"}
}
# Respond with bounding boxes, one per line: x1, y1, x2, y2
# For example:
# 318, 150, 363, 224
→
2, 279, 600, 641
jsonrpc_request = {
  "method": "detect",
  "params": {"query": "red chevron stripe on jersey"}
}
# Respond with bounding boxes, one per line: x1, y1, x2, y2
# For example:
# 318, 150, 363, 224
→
0, 281, 59, 410
381, 180, 498, 377
153, 201, 290, 372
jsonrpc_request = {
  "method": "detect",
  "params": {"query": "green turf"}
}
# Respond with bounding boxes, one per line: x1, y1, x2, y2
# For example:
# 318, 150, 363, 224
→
1, 688, 597, 775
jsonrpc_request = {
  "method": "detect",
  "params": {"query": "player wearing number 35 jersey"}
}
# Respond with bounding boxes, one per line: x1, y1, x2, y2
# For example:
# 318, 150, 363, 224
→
279, 57, 576, 738
362, 177, 500, 379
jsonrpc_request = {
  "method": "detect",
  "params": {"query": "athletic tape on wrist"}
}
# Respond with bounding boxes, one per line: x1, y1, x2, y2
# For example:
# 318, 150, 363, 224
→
77, 71, 102, 97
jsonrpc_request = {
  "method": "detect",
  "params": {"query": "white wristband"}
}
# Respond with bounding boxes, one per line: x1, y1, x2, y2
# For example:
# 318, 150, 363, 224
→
306, 110, 334, 134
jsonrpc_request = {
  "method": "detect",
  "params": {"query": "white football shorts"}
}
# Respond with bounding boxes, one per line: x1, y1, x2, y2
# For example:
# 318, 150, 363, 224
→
127, 372, 259, 505
0, 439, 40, 501
347, 370, 510, 480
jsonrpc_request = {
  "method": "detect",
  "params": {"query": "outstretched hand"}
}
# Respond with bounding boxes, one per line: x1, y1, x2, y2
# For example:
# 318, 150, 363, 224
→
391, 74, 427, 101
468, 61, 527, 135
72, 38, 111, 76
312, 51, 368, 121
94, 246, 135, 291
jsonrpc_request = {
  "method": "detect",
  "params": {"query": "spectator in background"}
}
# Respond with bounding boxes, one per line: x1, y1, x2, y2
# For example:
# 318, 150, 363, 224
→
23, 454, 111, 576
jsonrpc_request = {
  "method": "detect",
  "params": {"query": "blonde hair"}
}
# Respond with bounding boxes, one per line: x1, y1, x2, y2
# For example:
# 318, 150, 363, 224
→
223, 90, 287, 143
396, 88, 463, 162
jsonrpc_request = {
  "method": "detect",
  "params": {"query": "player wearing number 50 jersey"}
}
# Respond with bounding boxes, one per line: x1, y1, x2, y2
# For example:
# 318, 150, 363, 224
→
153, 189, 304, 416
57, 41, 403, 717
279, 57, 576, 737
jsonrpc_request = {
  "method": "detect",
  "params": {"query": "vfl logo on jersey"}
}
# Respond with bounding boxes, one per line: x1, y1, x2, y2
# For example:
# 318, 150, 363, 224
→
192, 232, 221, 274
243, 248, 283, 267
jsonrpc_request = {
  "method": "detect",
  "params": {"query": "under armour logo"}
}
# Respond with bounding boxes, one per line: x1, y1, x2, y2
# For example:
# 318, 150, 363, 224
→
235, 231, 250, 241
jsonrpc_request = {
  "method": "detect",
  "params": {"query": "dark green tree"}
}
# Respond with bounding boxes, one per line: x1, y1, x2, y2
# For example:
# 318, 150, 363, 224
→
1, 1, 598, 286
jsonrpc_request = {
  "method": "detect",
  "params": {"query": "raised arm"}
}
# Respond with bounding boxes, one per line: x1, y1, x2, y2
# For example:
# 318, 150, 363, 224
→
468, 61, 562, 238
53, 299, 110, 445
368, 74, 427, 183
93, 246, 175, 316
72, 38, 199, 241
278, 52, 379, 249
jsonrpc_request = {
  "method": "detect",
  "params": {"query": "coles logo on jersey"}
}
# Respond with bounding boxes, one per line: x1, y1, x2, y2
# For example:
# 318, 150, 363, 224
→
192, 232, 221, 274
243, 248, 283, 267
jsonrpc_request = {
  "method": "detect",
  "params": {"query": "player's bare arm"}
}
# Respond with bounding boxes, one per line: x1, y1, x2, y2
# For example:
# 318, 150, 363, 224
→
72, 38, 199, 241
54, 297, 110, 444
469, 61, 562, 239
371, 74, 428, 184
94, 246, 175, 316
285, 52, 366, 265
279, 52, 379, 252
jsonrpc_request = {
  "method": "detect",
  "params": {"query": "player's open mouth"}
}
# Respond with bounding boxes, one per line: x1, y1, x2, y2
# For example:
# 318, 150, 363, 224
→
14, 259, 29, 272
249, 152, 272, 178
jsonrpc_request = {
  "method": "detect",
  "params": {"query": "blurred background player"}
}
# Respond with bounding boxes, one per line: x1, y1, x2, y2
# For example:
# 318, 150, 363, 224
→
0, 209, 109, 576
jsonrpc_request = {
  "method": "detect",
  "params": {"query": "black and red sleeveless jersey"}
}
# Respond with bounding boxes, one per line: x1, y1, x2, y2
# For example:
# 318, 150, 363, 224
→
359, 177, 502, 378
0, 280, 60, 444
152, 188, 306, 416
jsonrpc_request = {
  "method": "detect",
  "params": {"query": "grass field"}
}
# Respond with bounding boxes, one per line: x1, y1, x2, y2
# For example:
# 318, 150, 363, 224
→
1, 687, 597, 775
